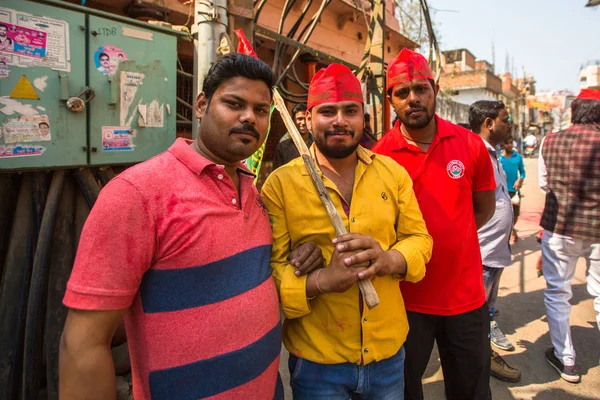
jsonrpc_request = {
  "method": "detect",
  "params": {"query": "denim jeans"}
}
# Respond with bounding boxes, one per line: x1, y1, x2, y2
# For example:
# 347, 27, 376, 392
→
542, 230, 600, 366
288, 347, 405, 400
482, 266, 504, 320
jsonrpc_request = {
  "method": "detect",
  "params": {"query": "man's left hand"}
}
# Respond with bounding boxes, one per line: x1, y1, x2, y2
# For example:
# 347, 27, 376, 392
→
513, 178, 523, 191
333, 233, 405, 280
289, 242, 324, 276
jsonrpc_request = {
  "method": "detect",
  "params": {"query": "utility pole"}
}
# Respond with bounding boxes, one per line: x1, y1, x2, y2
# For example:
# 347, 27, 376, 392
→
369, 0, 386, 139
192, 0, 228, 138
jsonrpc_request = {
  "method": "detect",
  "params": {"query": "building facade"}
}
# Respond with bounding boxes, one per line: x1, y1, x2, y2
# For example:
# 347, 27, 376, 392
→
439, 48, 527, 138
580, 60, 600, 89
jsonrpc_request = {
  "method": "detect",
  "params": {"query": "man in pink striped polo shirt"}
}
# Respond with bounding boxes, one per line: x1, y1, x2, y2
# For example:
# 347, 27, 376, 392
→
59, 54, 322, 400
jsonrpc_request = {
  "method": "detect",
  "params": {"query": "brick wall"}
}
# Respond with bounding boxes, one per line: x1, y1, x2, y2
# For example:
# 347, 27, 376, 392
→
485, 72, 503, 94
440, 69, 505, 96
464, 51, 476, 70
439, 70, 487, 90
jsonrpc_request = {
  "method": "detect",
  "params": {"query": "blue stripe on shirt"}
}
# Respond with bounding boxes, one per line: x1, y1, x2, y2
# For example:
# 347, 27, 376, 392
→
148, 324, 281, 399
139, 245, 272, 313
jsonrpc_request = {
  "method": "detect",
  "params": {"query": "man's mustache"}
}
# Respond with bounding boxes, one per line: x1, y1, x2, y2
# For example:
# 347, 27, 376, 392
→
229, 124, 259, 139
324, 128, 354, 137
406, 106, 427, 116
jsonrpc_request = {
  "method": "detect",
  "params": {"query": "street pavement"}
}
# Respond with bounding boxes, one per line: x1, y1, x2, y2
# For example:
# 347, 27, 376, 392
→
279, 157, 600, 399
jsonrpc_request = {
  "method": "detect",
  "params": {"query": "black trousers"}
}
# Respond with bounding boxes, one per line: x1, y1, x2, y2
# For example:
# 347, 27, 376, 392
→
404, 304, 492, 400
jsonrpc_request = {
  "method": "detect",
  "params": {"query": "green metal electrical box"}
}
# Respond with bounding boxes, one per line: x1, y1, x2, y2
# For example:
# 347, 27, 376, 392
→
0, 0, 178, 171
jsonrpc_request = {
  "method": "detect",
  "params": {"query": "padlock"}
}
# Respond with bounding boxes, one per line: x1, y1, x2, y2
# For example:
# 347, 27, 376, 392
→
66, 88, 96, 112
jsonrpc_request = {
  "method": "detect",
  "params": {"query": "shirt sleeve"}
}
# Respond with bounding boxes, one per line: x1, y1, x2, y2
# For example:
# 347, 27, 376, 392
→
260, 173, 312, 319
63, 177, 157, 311
390, 168, 433, 283
518, 154, 526, 180
538, 137, 549, 193
471, 135, 496, 192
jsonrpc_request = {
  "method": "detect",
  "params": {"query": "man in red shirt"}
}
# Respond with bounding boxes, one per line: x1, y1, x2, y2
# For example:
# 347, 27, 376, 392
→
373, 48, 496, 400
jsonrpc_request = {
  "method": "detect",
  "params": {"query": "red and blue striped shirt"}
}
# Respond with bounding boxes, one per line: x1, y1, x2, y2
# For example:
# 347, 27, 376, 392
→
64, 138, 283, 399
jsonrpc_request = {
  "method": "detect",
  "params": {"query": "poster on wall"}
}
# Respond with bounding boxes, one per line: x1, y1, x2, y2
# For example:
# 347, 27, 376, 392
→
0, 55, 8, 77
144, 99, 164, 128
0, 7, 15, 65
0, 20, 47, 59
16, 12, 70, 72
94, 45, 127, 76
0, 144, 45, 157
0, 8, 70, 71
2, 115, 51, 143
120, 71, 144, 126
102, 126, 135, 151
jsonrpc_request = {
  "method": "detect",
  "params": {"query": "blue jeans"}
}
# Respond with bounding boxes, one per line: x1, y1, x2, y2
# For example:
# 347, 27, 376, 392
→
483, 266, 504, 320
288, 347, 405, 400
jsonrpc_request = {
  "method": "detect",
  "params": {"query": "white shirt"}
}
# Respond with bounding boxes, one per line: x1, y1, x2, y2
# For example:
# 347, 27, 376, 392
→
478, 139, 514, 268
538, 136, 549, 194
524, 134, 537, 147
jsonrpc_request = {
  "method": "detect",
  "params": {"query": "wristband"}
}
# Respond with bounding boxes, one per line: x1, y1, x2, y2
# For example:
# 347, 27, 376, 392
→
315, 268, 325, 294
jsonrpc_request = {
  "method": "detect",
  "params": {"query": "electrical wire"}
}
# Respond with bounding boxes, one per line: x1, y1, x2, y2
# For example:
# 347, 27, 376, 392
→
273, 0, 297, 74
418, 0, 441, 83
275, 0, 312, 74
270, 0, 320, 96
275, 0, 331, 86
287, 0, 313, 39
291, 61, 309, 90
254, 0, 269, 22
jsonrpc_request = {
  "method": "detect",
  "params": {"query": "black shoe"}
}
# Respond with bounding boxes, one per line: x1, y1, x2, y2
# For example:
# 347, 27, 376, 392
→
545, 347, 580, 383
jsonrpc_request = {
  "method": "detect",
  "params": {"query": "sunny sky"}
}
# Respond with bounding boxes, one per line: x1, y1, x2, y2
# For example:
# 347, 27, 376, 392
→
427, 0, 600, 93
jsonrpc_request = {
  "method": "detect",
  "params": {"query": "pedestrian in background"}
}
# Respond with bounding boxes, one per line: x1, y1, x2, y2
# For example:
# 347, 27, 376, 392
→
539, 87, 600, 384
360, 113, 377, 149
262, 63, 432, 399
273, 102, 311, 169
469, 100, 521, 383
500, 136, 526, 243
373, 48, 496, 400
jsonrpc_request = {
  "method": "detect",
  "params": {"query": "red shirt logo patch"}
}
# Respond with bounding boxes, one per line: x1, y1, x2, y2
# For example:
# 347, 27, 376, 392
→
446, 160, 465, 179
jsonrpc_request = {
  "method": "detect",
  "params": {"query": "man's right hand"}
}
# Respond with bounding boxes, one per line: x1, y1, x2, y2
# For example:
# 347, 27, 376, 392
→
318, 248, 369, 293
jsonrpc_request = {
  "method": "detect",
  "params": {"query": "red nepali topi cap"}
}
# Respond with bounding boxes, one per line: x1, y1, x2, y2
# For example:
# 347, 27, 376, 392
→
386, 48, 434, 92
577, 88, 600, 100
307, 63, 363, 110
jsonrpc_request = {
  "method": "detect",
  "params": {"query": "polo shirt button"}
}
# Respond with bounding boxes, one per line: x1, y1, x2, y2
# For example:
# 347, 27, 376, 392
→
363, 317, 368, 322
217, 174, 224, 180
351, 217, 356, 223
232, 198, 237, 204
364, 348, 369, 353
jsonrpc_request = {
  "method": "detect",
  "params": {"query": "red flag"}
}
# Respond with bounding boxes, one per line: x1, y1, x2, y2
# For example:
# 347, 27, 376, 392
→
234, 29, 258, 59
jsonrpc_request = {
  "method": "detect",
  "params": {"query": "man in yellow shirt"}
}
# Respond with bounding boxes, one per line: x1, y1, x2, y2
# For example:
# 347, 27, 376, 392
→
261, 63, 433, 399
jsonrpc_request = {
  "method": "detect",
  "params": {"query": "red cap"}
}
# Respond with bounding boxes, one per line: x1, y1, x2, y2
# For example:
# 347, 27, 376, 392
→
386, 48, 434, 92
307, 63, 363, 110
577, 88, 600, 100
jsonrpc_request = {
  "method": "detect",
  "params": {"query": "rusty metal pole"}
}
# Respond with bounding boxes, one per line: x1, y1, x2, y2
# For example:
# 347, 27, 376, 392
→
368, 0, 386, 139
